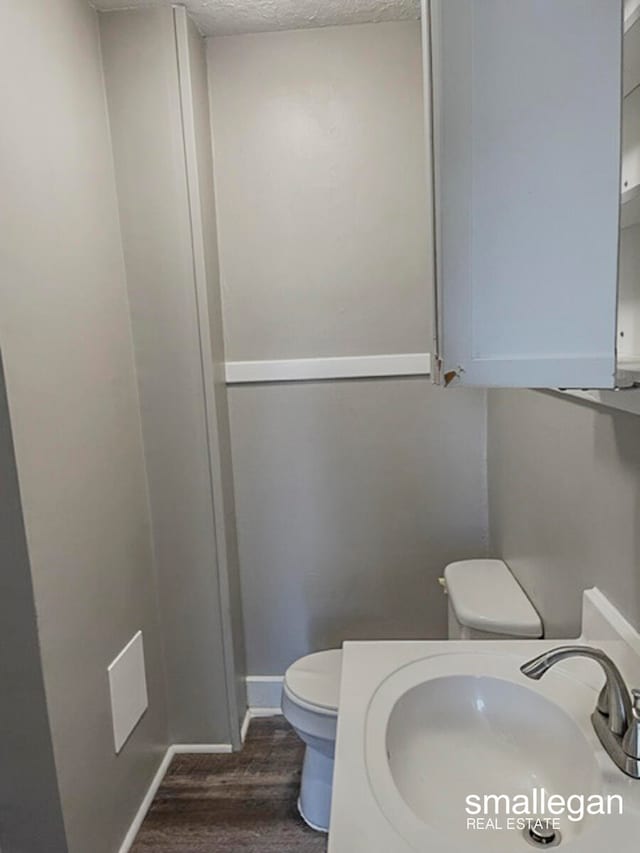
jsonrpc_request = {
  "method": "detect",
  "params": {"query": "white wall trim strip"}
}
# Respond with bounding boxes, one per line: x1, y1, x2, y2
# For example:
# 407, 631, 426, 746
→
225, 353, 431, 384
246, 675, 283, 711
118, 741, 234, 853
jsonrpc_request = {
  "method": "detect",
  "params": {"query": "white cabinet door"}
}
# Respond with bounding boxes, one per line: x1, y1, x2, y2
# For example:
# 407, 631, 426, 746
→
427, 0, 622, 388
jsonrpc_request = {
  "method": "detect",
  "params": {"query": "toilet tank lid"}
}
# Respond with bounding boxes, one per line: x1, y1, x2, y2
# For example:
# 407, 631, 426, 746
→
444, 559, 542, 638
284, 649, 342, 711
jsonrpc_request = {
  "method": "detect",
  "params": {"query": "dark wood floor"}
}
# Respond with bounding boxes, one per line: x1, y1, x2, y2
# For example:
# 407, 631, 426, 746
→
131, 716, 328, 852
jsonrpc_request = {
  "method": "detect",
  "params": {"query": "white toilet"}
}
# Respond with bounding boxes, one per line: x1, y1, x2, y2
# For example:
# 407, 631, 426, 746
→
281, 649, 342, 832
281, 558, 542, 833
443, 558, 543, 640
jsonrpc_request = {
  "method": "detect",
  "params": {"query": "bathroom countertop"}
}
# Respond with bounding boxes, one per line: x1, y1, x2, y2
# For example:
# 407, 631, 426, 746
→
328, 588, 640, 853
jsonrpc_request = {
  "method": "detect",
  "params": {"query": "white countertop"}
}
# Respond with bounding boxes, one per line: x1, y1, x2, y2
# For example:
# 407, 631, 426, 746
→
328, 589, 640, 853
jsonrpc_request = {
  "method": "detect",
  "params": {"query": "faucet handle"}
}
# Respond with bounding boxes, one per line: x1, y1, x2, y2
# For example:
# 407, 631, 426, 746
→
622, 689, 640, 759
596, 681, 636, 718
597, 683, 609, 716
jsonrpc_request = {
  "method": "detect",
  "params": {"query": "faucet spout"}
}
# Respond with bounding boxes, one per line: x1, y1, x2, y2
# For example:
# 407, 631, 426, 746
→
520, 645, 632, 737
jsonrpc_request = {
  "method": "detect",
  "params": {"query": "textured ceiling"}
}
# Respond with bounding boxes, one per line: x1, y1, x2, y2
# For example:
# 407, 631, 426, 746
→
92, 0, 421, 36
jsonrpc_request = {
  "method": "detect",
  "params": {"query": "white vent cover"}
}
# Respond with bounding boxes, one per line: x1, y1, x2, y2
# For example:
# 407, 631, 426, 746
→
108, 631, 148, 753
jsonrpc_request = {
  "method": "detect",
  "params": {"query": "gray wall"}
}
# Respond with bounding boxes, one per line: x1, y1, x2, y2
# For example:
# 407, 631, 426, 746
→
489, 389, 640, 637
207, 22, 432, 360
100, 6, 245, 745
185, 12, 248, 736
0, 2, 169, 851
208, 21, 488, 675
0, 353, 68, 852
230, 380, 488, 674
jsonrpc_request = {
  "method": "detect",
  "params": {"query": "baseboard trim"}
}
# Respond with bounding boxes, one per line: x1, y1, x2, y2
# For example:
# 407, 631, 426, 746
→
119, 690, 284, 853
241, 709, 251, 743
172, 743, 233, 754
117, 748, 174, 853
118, 740, 234, 853
246, 675, 283, 710
249, 706, 282, 717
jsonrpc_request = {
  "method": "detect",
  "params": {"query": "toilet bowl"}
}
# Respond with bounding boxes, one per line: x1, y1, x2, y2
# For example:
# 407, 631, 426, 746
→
282, 649, 341, 832
281, 559, 542, 833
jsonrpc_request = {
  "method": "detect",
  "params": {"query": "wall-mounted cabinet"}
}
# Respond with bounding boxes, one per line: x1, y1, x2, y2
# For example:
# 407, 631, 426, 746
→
622, 12, 640, 228
425, 0, 640, 391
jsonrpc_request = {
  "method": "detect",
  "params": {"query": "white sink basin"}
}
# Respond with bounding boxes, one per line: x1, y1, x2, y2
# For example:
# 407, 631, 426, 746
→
329, 594, 640, 853
365, 653, 614, 851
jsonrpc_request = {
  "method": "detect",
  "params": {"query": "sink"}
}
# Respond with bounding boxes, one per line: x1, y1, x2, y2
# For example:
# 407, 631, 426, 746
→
329, 593, 640, 853
365, 653, 610, 852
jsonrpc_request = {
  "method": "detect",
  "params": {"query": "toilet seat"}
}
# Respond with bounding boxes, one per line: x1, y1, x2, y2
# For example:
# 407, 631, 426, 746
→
284, 649, 342, 713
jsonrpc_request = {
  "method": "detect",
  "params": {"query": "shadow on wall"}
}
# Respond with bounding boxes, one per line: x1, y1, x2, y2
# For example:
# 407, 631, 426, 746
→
0, 353, 68, 853
488, 389, 640, 640
595, 401, 640, 628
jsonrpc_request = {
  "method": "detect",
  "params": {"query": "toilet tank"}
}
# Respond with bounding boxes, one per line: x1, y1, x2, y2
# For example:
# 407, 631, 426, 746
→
443, 560, 543, 640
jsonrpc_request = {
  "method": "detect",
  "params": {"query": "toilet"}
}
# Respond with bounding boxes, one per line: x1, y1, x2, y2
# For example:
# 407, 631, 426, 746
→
281, 649, 342, 832
443, 558, 543, 640
281, 558, 542, 832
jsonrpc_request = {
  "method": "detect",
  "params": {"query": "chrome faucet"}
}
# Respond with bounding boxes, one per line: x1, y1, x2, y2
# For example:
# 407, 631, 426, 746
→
521, 645, 640, 779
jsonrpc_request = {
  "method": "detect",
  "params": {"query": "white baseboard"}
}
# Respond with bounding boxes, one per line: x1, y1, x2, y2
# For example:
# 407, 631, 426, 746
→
249, 706, 282, 718
246, 675, 283, 712
172, 743, 233, 754
241, 708, 251, 743
118, 740, 233, 853
119, 687, 284, 853
117, 748, 174, 853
